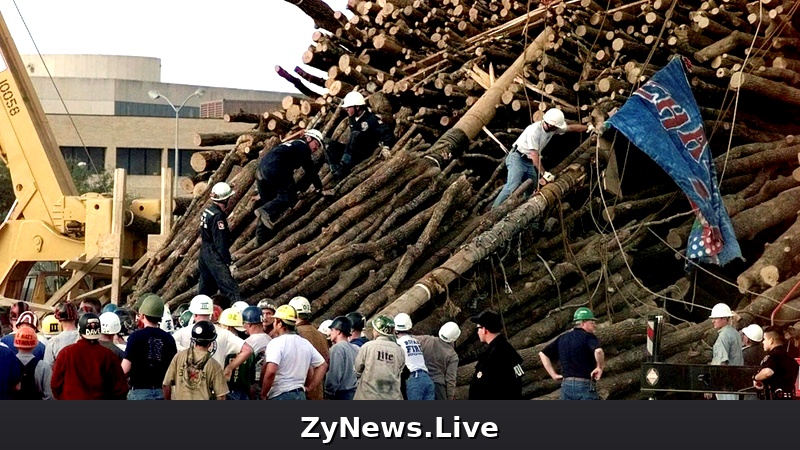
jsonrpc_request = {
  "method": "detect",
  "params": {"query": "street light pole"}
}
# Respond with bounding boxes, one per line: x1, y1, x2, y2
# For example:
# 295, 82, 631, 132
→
148, 88, 206, 196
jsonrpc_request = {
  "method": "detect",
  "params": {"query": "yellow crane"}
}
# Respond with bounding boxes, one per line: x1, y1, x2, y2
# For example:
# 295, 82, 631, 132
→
0, 11, 163, 306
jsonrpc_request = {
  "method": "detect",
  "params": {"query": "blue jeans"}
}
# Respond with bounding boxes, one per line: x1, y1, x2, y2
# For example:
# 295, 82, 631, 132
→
560, 378, 599, 400
330, 388, 356, 400
271, 388, 306, 400
227, 390, 250, 400
406, 370, 435, 400
127, 388, 164, 400
492, 150, 538, 209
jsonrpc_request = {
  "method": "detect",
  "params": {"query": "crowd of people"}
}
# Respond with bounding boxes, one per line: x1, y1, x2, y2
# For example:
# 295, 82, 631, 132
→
0, 294, 477, 400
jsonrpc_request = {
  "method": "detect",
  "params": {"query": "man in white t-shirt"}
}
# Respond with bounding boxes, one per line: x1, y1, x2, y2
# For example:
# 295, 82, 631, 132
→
394, 313, 435, 400
242, 306, 271, 399
492, 108, 591, 209
260, 305, 327, 400
172, 295, 253, 377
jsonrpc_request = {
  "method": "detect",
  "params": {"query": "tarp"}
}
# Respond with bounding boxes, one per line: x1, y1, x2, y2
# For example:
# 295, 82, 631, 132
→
607, 57, 741, 266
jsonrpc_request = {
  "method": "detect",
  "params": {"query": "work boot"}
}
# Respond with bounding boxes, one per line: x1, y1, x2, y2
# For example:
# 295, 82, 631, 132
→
254, 209, 274, 230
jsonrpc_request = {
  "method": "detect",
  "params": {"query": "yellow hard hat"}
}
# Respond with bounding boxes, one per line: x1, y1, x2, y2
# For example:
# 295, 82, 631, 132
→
273, 305, 297, 324
42, 314, 62, 336
218, 308, 244, 331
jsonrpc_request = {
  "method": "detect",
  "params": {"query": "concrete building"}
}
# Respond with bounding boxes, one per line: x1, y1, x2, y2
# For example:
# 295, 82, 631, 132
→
21, 54, 292, 198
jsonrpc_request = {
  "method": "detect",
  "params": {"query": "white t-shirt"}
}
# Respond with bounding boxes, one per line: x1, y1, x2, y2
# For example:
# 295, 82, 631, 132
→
210, 326, 245, 367
512, 121, 565, 158
397, 334, 428, 373
265, 333, 325, 399
172, 323, 245, 367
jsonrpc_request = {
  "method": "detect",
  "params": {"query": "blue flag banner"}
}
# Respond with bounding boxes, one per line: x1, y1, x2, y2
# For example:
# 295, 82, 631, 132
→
606, 57, 741, 266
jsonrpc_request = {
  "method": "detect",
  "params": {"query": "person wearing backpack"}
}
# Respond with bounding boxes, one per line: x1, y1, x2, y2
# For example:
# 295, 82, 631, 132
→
12, 327, 53, 400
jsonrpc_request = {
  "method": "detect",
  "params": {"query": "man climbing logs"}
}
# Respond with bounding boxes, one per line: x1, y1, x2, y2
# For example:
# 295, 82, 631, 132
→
253, 129, 326, 245
325, 91, 394, 182
199, 181, 242, 303
492, 108, 592, 209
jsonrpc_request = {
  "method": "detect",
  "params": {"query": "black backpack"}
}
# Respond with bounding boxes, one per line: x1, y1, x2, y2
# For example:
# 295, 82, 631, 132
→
12, 357, 42, 400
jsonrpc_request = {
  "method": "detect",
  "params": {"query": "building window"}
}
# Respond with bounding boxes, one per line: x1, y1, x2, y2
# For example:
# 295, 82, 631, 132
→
168, 149, 199, 177
60, 146, 105, 173
116, 148, 162, 176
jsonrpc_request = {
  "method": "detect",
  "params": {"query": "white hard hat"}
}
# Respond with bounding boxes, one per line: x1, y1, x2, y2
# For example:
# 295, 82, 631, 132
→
210, 182, 235, 201
394, 313, 413, 332
318, 319, 334, 337
709, 303, 734, 319
189, 295, 214, 315
99, 312, 121, 335
439, 321, 461, 343
341, 91, 366, 108
160, 304, 174, 333
232, 301, 249, 313
304, 129, 326, 150
543, 108, 567, 132
742, 324, 763, 342
288, 296, 312, 315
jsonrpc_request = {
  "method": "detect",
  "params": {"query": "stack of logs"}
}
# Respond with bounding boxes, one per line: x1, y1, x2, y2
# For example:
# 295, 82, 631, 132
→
131, 0, 800, 399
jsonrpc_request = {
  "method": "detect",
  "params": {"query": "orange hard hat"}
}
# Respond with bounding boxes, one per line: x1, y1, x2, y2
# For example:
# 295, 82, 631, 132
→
14, 327, 38, 350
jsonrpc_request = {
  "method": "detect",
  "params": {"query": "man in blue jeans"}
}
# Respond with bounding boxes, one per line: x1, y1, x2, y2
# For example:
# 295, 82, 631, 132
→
394, 313, 435, 400
538, 307, 605, 400
492, 108, 592, 209
122, 295, 177, 400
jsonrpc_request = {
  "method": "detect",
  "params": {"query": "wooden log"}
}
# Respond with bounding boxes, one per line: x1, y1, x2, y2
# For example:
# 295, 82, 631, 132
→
694, 30, 764, 63
773, 57, 800, 73
276, 65, 319, 97
737, 213, 800, 293
729, 71, 800, 107
282, 0, 342, 33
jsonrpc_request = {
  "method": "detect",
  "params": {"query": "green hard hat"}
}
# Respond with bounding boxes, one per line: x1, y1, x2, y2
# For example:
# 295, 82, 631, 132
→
139, 294, 165, 318
371, 315, 395, 336
179, 309, 194, 328
573, 307, 596, 322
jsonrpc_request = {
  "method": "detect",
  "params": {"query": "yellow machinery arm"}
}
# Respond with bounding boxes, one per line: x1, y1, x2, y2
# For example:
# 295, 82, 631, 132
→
0, 11, 115, 299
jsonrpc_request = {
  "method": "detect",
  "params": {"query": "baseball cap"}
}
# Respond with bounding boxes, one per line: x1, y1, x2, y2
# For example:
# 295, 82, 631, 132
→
470, 310, 502, 333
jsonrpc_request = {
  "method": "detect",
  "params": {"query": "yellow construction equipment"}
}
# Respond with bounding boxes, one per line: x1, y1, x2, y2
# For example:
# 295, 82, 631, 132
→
0, 11, 161, 305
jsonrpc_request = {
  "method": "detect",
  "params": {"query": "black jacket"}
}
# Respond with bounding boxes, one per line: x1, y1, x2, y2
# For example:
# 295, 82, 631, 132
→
259, 139, 322, 191
200, 203, 232, 264
469, 335, 523, 400
344, 110, 394, 162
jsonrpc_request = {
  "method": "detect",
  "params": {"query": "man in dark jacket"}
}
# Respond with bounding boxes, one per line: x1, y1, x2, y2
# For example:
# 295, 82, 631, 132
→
51, 313, 128, 400
254, 130, 325, 245
468, 310, 523, 400
539, 307, 605, 400
753, 326, 799, 400
326, 91, 394, 181
199, 181, 242, 303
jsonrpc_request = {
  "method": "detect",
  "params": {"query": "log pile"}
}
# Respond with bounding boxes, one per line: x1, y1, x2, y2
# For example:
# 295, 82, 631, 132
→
130, 0, 800, 399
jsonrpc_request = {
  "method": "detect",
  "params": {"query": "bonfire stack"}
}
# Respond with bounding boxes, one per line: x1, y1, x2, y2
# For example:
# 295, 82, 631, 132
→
131, 0, 800, 399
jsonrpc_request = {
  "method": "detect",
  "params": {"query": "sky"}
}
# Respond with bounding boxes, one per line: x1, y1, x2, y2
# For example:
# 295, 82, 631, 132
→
0, 0, 350, 93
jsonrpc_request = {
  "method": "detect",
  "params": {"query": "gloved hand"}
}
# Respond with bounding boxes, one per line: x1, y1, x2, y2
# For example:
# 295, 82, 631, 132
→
230, 264, 238, 277
341, 153, 352, 166
321, 189, 336, 197
587, 123, 596, 134
542, 171, 555, 183
380, 145, 391, 159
